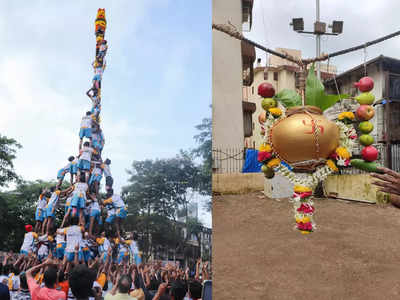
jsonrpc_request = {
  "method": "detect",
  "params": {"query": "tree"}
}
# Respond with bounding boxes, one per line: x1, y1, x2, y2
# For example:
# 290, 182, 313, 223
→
122, 153, 200, 260
192, 117, 212, 210
0, 180, 58, 251
0, 135, 21, 188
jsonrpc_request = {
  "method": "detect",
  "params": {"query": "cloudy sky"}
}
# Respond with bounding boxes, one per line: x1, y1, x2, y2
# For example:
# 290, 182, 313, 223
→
246, 0, 400, 74
0, 1, 211, 226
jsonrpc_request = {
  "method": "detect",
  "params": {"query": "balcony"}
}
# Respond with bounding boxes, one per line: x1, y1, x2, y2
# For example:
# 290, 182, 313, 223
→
242, 41, 256, 86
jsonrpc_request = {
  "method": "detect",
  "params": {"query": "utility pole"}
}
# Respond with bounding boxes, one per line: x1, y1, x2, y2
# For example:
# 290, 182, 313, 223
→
316, 0, 321, 79
290, 2, 343, 79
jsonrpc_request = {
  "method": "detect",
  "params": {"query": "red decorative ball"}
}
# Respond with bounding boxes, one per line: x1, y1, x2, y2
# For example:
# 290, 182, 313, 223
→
257, 151, 272, 163
257, 82, 275, 98
361, 145, 378, 162
354, 76, 374, 92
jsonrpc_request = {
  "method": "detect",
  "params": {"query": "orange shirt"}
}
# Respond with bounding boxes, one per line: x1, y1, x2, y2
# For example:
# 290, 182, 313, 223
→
58, 281, 69, 298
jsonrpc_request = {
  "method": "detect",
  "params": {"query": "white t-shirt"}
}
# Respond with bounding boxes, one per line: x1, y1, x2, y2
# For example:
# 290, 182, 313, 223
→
80, 238, 89, 249
111, 194, 124, 208
103, 164, 111, 177
48, 190, 61, 206
56, 231, 65, 244
130, 241, 139, 255
74, 182, 88, 198
80, 146, 94, 162
92, 166, 102, 176
38, 243, 49, 257
90, 201, 100, 212
81, 116, 92, 128
21, 232, 37, 252
98, 237, 111, 253
65, 225, 83, 252
37, 194, 47, 210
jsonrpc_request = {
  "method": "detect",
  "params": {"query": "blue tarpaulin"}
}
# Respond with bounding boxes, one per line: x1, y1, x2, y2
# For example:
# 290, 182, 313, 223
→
242, 148, 262, 173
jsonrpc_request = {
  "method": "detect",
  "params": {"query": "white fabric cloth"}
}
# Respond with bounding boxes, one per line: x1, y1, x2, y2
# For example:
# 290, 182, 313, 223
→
103, 164, 112, 177
80, 146, 94, 161
80, 116, 92, 128
20, 232, 37, 252
65, 225, 83, 252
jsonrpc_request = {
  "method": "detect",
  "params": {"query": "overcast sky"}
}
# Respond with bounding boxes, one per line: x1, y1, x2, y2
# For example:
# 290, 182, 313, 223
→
0, 1, 211, 227
245, 0, 400, 74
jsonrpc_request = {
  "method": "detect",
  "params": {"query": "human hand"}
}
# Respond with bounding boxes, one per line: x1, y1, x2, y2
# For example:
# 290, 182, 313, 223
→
371, 167, 400, 195
157, 282, 168, 295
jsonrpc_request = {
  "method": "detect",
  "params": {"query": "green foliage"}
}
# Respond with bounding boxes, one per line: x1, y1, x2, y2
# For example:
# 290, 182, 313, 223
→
0, 180, 57, 251
122, 153, 202, 259
192, 117, 212, 197
0, 135, 22, 188
274, 89, 302, 108
305, 64, 349, 111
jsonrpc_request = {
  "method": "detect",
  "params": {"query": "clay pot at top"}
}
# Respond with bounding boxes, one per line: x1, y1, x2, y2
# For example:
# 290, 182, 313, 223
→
270, 106, 339, 169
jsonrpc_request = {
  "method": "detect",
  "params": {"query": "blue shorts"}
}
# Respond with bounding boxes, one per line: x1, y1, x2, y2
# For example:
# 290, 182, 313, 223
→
70, 164, 78, 175
116, 207, 127, 219
90, 209, 102, 224
105, 214, 115, 224
56, 243, 66, 259
92, 140, 102, 151
117, 252, 129, 264
79, 128, 92, 139
35, 207, 45, 222
65, 201, 71, 214
66, 251, 83, 262
71, 194, 86, 209
134, 253, 142, 265
78, 159, 91, 170
46, 203, 56, 218
88, 174, 102, 185
82, 249, 91, 262
93, 74, 101, 81
91, 106, 101, 116
100, 252, 108, 263
57, 169, 66, 180
20, 250, 29, 256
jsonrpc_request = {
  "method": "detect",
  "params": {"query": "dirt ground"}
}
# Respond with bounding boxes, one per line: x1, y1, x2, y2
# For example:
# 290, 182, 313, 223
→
213, 193, 400, 300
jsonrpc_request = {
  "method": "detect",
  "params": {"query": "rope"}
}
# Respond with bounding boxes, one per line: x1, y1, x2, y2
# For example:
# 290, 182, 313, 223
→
213, 22, 400, 66
286, 106, 322, 117
212, 149, 244, 161
212, 22, 302, 66
363, 43, 368, 76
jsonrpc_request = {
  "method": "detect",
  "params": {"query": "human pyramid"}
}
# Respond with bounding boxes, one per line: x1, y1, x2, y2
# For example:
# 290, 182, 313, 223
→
16, 9, 142, 275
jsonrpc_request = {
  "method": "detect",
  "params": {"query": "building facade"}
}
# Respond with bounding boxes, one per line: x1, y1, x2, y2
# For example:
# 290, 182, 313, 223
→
212, 0, 255, 173
324, 55, 400, 171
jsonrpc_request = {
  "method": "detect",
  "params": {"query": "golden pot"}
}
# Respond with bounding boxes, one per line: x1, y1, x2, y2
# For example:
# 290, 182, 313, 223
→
270, 106, 339, 168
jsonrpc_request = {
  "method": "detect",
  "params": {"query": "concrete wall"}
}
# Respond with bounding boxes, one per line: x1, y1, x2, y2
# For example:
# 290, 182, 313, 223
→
323, 174, 388, 204
263, 175, 293, 198
212, 173, 264, 194
212, 0, 244, 158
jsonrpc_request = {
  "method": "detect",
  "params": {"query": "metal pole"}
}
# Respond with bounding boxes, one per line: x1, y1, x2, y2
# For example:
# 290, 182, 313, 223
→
316, 0, 321, 79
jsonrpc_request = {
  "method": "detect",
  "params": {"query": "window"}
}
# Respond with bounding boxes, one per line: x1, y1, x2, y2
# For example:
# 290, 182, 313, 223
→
295, 72, 300, 89
242, 6, 251, 32
274, 72, 278, 81
264, 69, 268, 80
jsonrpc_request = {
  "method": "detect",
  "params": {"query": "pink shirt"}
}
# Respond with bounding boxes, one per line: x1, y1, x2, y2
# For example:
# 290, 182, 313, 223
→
28, 277, 66, 300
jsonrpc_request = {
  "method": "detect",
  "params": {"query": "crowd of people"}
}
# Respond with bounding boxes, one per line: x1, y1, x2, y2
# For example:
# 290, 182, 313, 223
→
0, 251, 210, 300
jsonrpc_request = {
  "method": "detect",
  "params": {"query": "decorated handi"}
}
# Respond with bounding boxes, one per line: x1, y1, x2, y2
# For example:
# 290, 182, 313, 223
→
257, 65, 382, 233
